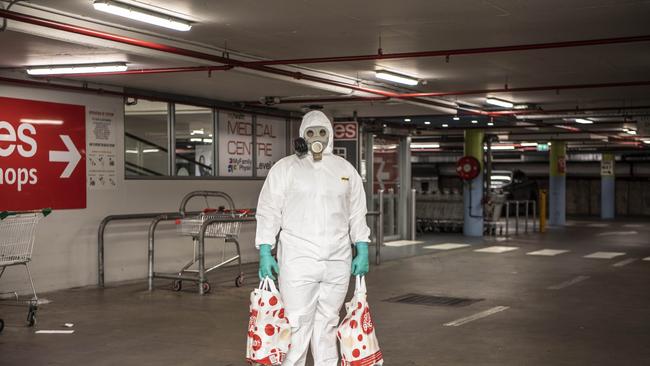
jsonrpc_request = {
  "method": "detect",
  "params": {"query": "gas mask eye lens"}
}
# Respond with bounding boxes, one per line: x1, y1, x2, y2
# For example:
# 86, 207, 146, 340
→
306, 130, 314, 138
319, 129, 326, 137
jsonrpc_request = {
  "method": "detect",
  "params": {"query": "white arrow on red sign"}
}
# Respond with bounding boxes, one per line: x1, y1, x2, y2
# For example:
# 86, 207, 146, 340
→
49, 135, 81, 178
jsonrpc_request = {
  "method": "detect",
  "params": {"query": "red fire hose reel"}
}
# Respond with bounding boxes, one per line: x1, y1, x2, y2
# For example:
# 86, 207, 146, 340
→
456, 156, 480, 181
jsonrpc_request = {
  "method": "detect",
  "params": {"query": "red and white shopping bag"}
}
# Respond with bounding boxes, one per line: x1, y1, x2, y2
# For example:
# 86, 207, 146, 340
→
337, 276, 384, 366
246, 278, 292, 365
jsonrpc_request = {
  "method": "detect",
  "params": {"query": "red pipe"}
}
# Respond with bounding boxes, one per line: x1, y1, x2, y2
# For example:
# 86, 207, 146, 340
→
241, 35, 650, 67
0, 10, 424, 103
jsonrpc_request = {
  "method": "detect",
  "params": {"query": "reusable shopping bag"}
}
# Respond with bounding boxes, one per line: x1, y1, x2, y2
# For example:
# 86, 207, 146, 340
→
337, 276, 384, 366
246, 278, 292, 365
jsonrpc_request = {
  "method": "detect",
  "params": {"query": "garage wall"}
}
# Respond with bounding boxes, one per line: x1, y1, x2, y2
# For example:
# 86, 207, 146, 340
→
0, 85, 264, 295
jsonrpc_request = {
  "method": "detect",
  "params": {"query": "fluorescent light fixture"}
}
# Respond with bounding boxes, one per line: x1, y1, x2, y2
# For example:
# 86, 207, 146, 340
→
424, 121, 431, 125
642, 140, 650, 144
410, 142, 440, 149
491, 145, 516, 150
442, 124, 449, 128
575, 118, 593, 124
626, 129, 637, 135
491, 175, 512, 181
471, 120, 478, 124
486, 98, 514, 108
190, 138, 202, 142
513, 104, 529, 110
19, 118, 63, 125
548, 142, 552, 146
203, 138, 213, 143
190, 129, 204, 135
404, 118, 411, 122
375, 70, 419, 86
520, 142, 538, 147
453, 116, 460, 121
125, 149, 138, 154
26, 62, 128, 75
487, 122, 494, 126
93, 1, 193, 31
142, 148, 160, 153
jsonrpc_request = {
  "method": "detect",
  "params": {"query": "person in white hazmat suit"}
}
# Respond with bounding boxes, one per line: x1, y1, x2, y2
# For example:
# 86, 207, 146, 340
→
255, 110, 371, 366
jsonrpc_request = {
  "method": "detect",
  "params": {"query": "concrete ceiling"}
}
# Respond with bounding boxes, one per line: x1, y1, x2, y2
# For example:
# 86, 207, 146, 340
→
1, 0, 650, 147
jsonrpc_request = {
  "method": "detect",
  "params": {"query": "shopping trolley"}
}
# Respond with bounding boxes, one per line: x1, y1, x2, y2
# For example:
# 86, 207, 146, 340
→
0, 208, 51, 329
173, 208, 250, 293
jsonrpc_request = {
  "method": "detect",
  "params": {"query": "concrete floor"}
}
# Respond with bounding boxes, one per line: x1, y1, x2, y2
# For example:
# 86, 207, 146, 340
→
1, 218, 649, 365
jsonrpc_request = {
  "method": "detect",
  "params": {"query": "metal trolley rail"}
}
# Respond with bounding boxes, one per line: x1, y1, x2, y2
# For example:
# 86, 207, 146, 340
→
148, 191, 255, 295
0, 208, 51, 330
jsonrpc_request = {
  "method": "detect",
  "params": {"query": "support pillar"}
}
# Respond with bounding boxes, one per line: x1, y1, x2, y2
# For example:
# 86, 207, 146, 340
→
463, 130, 484, 237
549, 141, 566, 226
601, 153, 615, 219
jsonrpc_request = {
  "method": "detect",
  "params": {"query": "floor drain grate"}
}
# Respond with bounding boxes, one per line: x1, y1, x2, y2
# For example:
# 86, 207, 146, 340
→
384, 293, 483, 307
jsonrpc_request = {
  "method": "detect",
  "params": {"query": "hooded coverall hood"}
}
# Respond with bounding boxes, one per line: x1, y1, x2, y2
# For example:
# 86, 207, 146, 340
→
299, 110, 334, 155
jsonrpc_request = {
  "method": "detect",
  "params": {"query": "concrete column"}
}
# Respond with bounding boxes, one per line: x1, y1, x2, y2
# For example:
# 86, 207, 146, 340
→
601, 153, 615, 219
549, 141, 566, 226
463, 130, 484, 237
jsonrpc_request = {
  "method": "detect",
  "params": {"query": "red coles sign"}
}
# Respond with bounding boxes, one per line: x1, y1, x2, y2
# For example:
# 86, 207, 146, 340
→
0, 97, 86, 210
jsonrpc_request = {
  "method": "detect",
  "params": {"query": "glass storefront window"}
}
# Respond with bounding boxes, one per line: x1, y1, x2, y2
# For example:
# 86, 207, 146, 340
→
124, 100, 169, 176
174, 104, 214, 176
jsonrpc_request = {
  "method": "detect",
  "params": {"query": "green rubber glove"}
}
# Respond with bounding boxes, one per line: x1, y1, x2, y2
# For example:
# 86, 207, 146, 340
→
258, 244, 279, 280
351, 242, 369, 276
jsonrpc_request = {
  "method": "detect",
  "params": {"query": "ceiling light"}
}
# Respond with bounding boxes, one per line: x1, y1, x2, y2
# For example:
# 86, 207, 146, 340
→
125, 149, 138, 154
375, 70, 419, 86
93, 0, 193, 31
19, 119, 63, 125
520, 142, 538, 147
142, 148, 160, 153
626, 129, 637, 135
190, 138, 202, 142
453, 116, 460, 121
190, 129, 204, 135
410, 142, 440, 149
404, 118, 411, 122
487, 122, 494, 126
471, 120, 478, 124
643, 140, 650, 144
203, 138, 213, 143
26, 62, 128, 75
575, 118, 593, 124
491, 145, 516, 150
486, 98, 514, 108
513, 104, 529, 110
442, 124, 449, 128
424, 121, 431, 125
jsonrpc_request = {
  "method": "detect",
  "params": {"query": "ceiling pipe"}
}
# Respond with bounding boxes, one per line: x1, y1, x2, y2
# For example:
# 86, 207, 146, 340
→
0, 9, 458, 114
230, 33, 650, 66
48, 65, 233, 77
240, 80, 650, 105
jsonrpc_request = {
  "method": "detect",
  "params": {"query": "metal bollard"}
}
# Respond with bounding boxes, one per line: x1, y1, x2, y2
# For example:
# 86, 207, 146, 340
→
505, 202, 510, 237
533, 200, 537, 232
525, 200, 529, 233
515, 201, 520, 235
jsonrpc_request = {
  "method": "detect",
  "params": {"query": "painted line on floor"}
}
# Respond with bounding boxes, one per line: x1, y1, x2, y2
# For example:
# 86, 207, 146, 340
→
423, 243, 471, 250
623, 224, 644, 228
35, 330, 75, 334
596, 231, 638, 237
444, 306, 510, 327
613, 258, 638, 267
584, 252, 626, 259
475, 246, 519, 254
547, 275, 590, 290
643, 257, 650, 262
587, 223, 610, 228
384, 240, 424, 247
527, 249, 570, 256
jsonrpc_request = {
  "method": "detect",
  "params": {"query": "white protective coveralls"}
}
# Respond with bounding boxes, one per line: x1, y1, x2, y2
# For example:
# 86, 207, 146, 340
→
255, 110, 371, 366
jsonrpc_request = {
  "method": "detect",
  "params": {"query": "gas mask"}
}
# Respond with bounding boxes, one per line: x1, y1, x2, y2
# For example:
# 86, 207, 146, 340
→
294, 126, 329, 161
